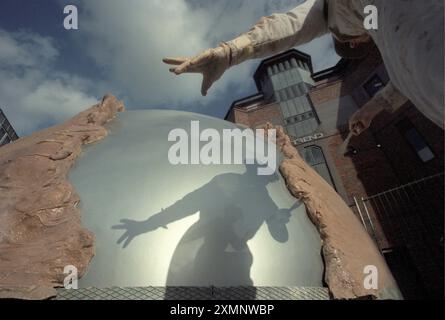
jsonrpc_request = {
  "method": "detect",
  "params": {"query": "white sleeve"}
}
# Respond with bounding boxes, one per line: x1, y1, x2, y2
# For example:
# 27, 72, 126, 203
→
226, 0, 328, 66
377, 82, 409, 113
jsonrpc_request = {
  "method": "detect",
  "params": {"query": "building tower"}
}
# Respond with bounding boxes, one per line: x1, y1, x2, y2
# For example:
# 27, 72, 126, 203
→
253, 49, 319, 139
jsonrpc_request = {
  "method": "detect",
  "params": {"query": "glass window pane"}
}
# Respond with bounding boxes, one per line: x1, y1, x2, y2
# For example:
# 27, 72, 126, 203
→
363, 74, 385, 97
303, 147, 314, 164
295, 98, 304, 114
417, 148, 435, 162
304, 146, 335, 188
312, 148, 324, 164
286, 87, 294, 99
309, 117, 319, 132
286, 124, 297, 137
405, 128, 435, 162
281, 90, 287, 101
313, 164, 335, 188
1, 136, 10, 146
405, 129, 424, 151
283, 70, 290, 85
292, 85, 300, 97
273, 65, 279, 74
301, 97, 311, 113
302, 120, 312, 137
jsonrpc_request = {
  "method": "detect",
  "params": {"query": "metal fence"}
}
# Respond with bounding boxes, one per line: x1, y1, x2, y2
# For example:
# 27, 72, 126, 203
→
353, 173, 444, 299
55, 286, 330, 300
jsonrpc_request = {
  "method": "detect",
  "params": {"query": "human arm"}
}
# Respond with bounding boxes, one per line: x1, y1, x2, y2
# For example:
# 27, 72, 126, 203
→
163, 0, 328, 96
112, 192, 201, 248
349, 82, 409, 136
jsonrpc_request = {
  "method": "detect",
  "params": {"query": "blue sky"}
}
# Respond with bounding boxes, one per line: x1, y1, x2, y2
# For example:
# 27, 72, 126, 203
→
0, 0, 339, 136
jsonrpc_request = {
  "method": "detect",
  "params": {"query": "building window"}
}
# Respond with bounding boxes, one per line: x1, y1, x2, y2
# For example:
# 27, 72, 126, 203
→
0, 128, 9, 146
1, 136, 11, 146
284, 60, 291, 70
398, 120, 435, 163
363, 74, 385, 97
302, 146, 336, 188
405, 128, 435, 162
0, 127, 6, 139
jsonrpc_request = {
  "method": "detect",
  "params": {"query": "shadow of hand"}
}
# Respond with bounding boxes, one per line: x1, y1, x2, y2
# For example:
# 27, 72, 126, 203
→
266, 208, 293, 243
112, 218, 159, 248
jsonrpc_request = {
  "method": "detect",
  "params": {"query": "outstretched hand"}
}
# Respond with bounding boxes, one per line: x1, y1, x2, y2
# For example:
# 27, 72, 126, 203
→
163, 44, 231, 96
112, 218, 159, 248
349, 98, 385, 136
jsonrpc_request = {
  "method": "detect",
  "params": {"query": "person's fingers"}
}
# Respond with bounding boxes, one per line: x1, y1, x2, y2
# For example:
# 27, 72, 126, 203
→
117, 232, 128, 245
175, 55, 210, 74
201, 74, 213, 96
175, 60, 193, 75
166, 49, 217, 77
350, 122, 358, 136
111, 224, 126, 230
349, 111, 362, 135
349, 122, 357, 135
123, 235, 134, 249
170, 66, 201, 74
162, 57, 188, 65
351, 121, 364, 136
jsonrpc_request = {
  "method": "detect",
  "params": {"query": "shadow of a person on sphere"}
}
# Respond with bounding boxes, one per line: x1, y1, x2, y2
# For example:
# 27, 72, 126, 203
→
112, 164, 298, 300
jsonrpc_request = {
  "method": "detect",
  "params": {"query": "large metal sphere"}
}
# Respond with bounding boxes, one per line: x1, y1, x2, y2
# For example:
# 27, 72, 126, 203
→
69, 110, 324, 289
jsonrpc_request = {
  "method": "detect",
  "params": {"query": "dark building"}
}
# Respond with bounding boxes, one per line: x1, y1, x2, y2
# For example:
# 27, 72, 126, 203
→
225, 47, 444, 299
0, 109, 19, 147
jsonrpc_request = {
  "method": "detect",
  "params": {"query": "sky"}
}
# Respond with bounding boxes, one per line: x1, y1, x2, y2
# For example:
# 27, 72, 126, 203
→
0, 0, 339, 136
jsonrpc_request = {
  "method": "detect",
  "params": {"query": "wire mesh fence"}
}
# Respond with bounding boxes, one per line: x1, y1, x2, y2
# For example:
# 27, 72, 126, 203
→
55, 286, 330, 300
354, 173, 444, 299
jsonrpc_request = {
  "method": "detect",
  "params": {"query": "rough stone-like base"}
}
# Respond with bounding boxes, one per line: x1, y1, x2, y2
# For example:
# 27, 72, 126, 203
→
0, 94, 125, 300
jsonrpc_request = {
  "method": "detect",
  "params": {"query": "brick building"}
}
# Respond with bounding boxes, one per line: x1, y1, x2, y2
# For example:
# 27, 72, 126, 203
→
0, 108, 18, 147
225, 47, 444, 299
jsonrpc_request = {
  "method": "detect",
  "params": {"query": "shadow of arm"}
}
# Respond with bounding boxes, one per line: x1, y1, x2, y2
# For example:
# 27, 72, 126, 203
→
112, 189, 202, 248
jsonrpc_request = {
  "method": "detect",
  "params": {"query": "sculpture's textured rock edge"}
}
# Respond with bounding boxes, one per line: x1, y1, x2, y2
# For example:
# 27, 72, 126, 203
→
0, 94, 125, 299
265, 124, 401, 300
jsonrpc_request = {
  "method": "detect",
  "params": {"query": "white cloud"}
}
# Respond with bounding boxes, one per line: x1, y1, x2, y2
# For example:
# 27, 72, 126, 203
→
0, 0, 339, 135
78, 0, 339, 108
0, 29, 98, 135
0, 30, 58, 69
